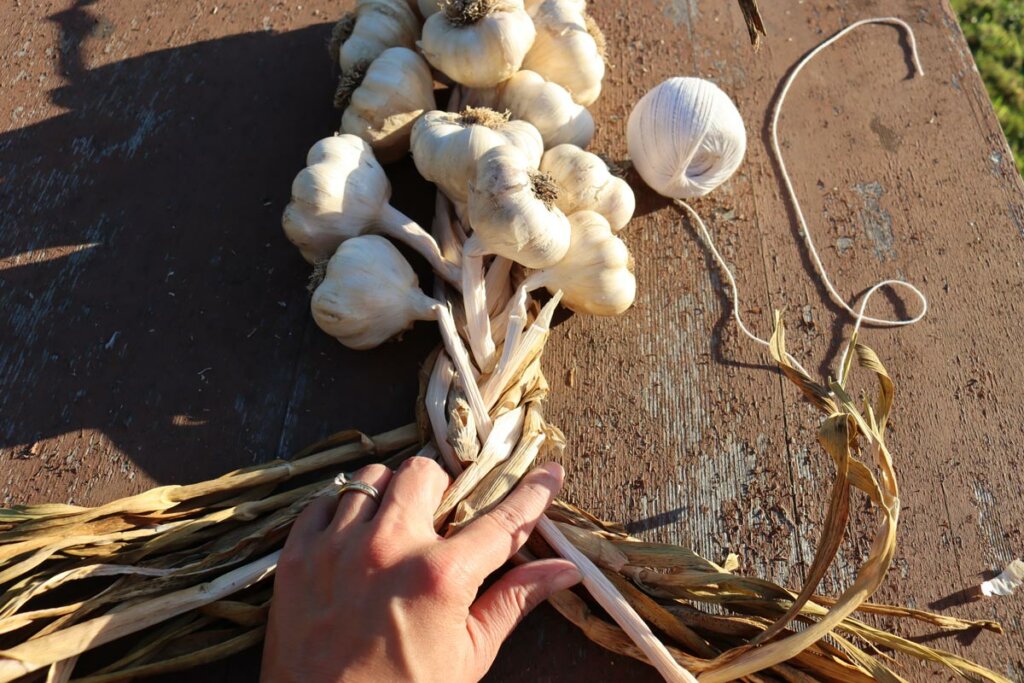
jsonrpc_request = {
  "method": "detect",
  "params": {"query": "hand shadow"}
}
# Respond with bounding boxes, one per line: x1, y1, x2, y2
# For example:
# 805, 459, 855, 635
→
0, 2, 439, 491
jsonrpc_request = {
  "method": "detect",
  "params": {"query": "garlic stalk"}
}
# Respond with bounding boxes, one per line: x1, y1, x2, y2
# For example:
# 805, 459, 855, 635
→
521, 211, 635, 316
282, 134, 460, 286
540, 144, 635, 232
425, 352, 461, 473
466, 70, 595, 149
419, 0, 536, 88
522, 0, 605, 106
411, 107, 543, 203
330, 0, 421, 74
466, 145, 571, 269
339, 47, 436, 163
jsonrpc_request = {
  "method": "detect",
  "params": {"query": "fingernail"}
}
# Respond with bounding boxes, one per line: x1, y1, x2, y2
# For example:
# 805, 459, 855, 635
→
538, 461, 564, 483
552, 564, 583, 591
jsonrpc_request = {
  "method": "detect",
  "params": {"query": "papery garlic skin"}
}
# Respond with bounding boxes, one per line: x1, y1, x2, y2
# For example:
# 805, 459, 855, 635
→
419, 0, 536, 88
468, 71, 594, 149
627, 77, 746, 199
341, 47, 435, 163
523, 211, 635, 316
311, 236, 438, 350
522, 0, 605, 106
467, 145, 571, 268
283, 135, 391, 263
411, 108, 543, 203
418, 0, 440, 16
540, 144, 634, 232
337, 0, 421, 73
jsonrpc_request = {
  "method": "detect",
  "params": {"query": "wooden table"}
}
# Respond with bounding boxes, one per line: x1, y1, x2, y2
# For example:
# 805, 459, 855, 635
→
2, 0, 1021, 680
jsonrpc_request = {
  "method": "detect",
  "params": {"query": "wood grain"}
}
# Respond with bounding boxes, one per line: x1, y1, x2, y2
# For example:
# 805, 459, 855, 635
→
1, 0, 1021, 681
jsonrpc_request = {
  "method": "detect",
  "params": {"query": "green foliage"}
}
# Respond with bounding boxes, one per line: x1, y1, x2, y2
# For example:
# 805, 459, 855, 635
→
952, 0, 1024, 173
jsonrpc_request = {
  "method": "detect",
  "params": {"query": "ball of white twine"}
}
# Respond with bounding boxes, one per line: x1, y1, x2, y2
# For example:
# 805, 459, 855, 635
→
626, 76, 747, 199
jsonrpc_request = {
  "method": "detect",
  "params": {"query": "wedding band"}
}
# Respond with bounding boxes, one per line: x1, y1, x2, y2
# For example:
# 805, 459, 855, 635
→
337, 479, 381, 503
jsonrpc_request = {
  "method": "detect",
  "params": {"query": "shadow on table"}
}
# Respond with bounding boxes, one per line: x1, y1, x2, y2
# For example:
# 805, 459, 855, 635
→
0, 1, 438, 488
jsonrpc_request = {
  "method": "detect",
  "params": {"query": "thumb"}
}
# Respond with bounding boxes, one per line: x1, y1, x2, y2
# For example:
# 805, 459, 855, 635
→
466, 559, 581, 665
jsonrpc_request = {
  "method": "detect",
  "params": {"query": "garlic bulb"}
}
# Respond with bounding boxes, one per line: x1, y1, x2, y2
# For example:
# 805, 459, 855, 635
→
312, 235, 438, 350
411, 107, 543, 203
331, 0, 421, 74
419, 0, 535, 88
522, 211, 635, 316
539, 144, 634, 232
522, 0, 605, 106
466, 145, 571, 268
627, 77, 746, 199
467, 70, 594, 149
418, 0, 440, 16
283, 134, 460, 285
340, 47, 435, 163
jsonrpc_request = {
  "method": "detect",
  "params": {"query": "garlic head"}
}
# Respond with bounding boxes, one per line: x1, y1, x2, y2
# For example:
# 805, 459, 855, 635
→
311, 235, 438, 350
627, 77, 746, 199
468, 70, 594, 149
539, 144, 634, 232
411, 107, 543, 203
332, 0, 421, 74
522, 0, 605, 106
419, 0, 536, 88
418, 0, 441, 16
467, 145, 571, 268
340, 47, 435, 163
524, 211, 635, 316
282, 135, 391, 263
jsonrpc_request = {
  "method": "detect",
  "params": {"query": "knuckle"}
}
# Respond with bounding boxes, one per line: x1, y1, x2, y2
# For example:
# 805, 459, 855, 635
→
486, 503, 530, 541
352, 463, 389, 483
401, 456, 442, 478
362, 537, 397, 570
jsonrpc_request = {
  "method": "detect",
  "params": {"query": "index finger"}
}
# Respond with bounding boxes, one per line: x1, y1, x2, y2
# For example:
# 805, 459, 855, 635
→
441, 462, 564, 581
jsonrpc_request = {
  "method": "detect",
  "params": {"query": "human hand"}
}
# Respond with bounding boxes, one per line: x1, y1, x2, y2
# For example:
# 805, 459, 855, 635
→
260, 457, 581, 683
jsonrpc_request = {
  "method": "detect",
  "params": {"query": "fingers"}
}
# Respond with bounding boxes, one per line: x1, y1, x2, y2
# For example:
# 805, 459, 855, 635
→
374, 456, 450, 536
288, 494, 337, 545
330, 464, 393, 531
444, 462, 564, 579
466, 559, 581, 666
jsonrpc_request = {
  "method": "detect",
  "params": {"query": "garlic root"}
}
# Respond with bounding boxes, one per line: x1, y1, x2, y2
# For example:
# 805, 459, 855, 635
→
419, 0, 536, 88
466, 144, 571, 269
340, 47, 436, 163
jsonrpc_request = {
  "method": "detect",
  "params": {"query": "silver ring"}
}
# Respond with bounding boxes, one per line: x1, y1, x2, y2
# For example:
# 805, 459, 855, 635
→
337, 479, 381, 504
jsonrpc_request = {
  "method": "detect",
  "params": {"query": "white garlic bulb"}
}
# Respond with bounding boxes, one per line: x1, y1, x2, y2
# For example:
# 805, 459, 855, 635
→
419, 0, 535, 88
522, 211, 635, 316
283, 135, 460, 284
333, 0, 421, 74
312, 235, 438, 350
627, 77, 746, 199
340, 47, 435, 163
466, 145, 571, 268
540, 144, 634, 232
522, 0, 605, 106
418, 0, 440, 16
467, 70, 594, 149
411, 107, 543, 203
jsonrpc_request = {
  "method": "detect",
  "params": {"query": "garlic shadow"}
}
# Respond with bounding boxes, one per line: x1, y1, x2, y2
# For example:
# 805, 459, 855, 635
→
0, 3, 440, 492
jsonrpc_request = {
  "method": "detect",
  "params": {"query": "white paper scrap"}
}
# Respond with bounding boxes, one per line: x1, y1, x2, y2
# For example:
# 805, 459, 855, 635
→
980, 559, 1024, 597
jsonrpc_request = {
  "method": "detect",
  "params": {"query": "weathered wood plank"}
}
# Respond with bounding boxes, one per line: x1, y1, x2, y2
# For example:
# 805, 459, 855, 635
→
1, 0, 1021, 681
